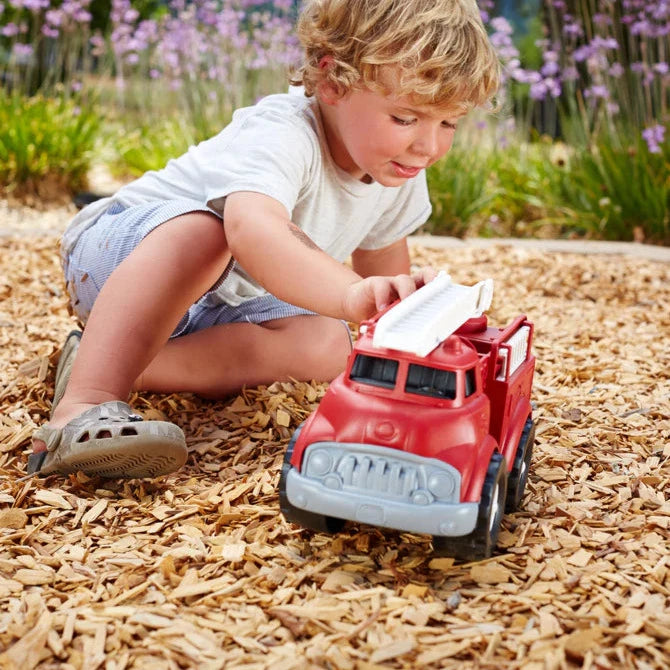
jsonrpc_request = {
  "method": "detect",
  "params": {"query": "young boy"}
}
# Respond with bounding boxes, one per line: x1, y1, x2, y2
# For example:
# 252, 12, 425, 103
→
29, 0, 500, 478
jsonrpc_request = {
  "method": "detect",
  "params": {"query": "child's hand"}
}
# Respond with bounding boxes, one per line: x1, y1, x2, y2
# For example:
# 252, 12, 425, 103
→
343, 269, 437, 323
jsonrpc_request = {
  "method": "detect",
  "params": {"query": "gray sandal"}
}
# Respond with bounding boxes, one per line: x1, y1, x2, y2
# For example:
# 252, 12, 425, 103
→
29, 401, 187, 478
28, 331, 188, 478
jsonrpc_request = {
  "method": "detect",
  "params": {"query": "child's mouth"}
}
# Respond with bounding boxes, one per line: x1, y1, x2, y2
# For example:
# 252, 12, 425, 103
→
391, 161, 423, 178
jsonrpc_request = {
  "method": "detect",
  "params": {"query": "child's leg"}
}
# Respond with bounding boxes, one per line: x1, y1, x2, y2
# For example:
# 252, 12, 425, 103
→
41, 211, 231, 439
136, 314, 352, 397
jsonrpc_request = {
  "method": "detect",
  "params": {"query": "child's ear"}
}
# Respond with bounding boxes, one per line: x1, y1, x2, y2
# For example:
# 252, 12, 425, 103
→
316, 55, 343, 105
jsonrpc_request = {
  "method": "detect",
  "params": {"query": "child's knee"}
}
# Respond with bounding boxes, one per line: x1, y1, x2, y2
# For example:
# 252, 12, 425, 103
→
303, 317, 352, 379
155, 212, 228, 258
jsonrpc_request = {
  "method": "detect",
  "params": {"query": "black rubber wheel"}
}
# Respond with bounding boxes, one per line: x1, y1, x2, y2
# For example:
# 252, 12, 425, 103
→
505, 417, 535, 513
278, 423, 345, 534
432, 451, 508, 561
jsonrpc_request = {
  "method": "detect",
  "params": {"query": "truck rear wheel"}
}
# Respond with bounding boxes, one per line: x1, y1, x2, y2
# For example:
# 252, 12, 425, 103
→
432, 452, 507, 561
278, 424, 345, 534
505, 417, 535, 513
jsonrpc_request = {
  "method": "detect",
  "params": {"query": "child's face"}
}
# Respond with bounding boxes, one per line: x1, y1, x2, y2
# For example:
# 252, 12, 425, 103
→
319, 71, 462, 186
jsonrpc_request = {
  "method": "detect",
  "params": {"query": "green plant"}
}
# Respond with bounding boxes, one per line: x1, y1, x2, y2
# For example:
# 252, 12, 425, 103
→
482, 140, 578, 237
113, 118, 194, 176
553, 135, 670, 244
112, 109, 233, 176
425, 147, 500, 237
0, 92, 100, 199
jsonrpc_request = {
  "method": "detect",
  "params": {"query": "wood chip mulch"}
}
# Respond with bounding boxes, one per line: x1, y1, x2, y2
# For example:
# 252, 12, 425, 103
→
0, 235, 668, 670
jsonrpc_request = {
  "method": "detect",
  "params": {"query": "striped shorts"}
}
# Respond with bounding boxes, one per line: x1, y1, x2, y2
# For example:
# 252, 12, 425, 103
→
63, 199, 317, 337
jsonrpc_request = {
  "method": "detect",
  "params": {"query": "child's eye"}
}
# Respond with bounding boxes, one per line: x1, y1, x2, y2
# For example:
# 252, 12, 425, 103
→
442, 121, 457, 130
392, 116, 415, 126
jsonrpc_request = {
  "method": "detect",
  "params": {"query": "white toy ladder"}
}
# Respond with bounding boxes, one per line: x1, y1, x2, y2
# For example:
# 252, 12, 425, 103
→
371, 272, 494, 357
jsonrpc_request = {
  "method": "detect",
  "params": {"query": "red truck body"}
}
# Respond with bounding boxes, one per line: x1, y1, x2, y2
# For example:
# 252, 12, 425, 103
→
280, 286, 536, 560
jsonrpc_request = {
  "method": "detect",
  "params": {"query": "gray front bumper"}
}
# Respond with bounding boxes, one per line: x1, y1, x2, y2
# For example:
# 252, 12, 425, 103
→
285, 468, 478, 536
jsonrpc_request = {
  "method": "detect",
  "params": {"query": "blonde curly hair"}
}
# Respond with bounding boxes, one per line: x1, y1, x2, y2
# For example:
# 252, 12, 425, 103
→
291, 0, 500, 113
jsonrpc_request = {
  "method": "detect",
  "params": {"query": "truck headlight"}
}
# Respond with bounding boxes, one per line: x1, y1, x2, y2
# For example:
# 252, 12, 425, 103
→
306, 449, 333, 477
427, 472, 455, 499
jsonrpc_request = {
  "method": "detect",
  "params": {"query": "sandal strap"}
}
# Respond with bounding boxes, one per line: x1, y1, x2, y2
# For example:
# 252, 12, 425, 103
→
51, 330, 82, 418
66, 401, 144, 429
33, 402, 144, 455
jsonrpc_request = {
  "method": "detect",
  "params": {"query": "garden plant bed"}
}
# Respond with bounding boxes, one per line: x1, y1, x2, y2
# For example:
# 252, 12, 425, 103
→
0, 228, 668, 669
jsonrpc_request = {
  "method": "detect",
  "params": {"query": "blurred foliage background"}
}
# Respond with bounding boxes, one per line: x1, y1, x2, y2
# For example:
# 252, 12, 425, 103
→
0, 0, 668, 244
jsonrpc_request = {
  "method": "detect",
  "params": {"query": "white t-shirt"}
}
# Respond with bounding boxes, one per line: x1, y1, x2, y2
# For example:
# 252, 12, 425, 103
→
62, 93, 431, 306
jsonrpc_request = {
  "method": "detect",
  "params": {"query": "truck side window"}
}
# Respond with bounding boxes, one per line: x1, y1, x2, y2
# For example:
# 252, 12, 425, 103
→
350, 354, 398, 389
465, 368, 477, 397
405, 364, 457, 399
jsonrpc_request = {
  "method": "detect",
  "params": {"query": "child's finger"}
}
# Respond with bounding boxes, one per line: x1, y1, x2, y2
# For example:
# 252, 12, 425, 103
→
412, 266, 438, 288
395, 274, 418, 299
371, 277, 393, 311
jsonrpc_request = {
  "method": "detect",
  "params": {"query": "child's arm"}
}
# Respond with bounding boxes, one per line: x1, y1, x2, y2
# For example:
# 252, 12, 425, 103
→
224, 191, 420, 322
351, 238, 411, 277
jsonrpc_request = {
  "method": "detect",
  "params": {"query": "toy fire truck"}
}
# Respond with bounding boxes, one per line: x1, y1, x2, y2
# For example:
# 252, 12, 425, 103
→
279, 272, 536, 561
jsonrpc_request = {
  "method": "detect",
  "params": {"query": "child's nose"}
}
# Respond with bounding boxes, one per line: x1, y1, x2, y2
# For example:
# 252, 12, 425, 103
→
411, 129, 440, 159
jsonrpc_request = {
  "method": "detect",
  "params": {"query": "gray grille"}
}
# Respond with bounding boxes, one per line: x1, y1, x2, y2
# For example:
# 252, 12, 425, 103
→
302, 443, 460, 504
337, 454, 418, 497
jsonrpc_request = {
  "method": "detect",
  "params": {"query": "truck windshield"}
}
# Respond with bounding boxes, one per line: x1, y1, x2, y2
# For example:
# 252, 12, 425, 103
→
406, 363, 457, 399
349, 354, 398, 389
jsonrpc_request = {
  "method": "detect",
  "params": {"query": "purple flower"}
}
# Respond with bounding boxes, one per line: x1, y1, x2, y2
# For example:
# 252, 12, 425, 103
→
545, 77, 561, 97
41, 24, 59, 38
652, 3, 669, 20
573, 45, 593, 62
591, 36, 618, 50
23, 0, 49, 10
584, 85, 610, 99
11, 42, 33, 58
563, 22, 584, 38
530, 81, 548, 100
642, 124, 666, 153
653, 62, 669, 75
490, 17, 514, 35
1, 22, 19, 37
45, 9, 62, 26
631, 20, 651, 36
608, 63, 625, 78
541, 61, 560, 77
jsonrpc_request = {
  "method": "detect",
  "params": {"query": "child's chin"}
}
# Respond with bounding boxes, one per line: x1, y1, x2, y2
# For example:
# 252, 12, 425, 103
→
375, 173, 409, 187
